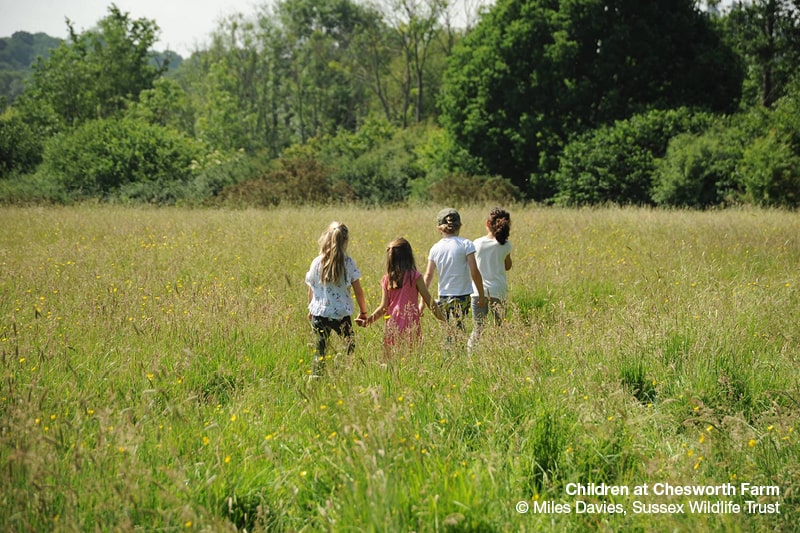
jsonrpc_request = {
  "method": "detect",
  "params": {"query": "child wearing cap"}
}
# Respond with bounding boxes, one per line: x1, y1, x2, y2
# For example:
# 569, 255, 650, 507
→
421, 208, 485, 346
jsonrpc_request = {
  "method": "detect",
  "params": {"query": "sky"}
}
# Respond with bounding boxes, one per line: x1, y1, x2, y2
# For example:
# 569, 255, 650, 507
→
0, 0, 264, 56
0, 0, 736, 58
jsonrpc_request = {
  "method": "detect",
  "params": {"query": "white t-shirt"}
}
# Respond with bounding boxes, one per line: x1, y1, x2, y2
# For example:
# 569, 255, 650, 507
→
471, 236, 512, 299
305, 255, 361, 319
427, 236, 476, 297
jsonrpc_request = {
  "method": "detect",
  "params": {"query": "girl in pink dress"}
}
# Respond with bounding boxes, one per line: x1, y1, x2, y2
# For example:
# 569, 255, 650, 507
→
363, 238, 444, 353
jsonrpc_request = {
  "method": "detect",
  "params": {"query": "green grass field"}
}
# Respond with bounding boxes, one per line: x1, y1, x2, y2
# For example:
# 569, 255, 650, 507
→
1, 205, 797, 531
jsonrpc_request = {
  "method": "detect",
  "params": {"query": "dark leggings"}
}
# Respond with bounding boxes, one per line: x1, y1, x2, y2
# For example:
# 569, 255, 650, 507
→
310, 315, 354, 375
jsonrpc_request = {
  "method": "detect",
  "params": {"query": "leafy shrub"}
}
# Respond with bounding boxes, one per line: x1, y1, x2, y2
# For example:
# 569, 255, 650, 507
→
41, 116, 203, 203
0, 171, 69, 204
317, 118, 397, 160
553, 108, 714, 205
651, 131, 743, 207
126, 77, 196, 135
214, 178, 282, 207
409, 126, 487, 201
321, 124, 429, 205
331, 138, 419, 205
190, 149, 256, 200
272, 156, 334, 204
734, 82, 800, 207
425, 174, 521, 205
738, 131, 800, 207
0, 112, 42, 178
478, 176, 522, 204
216, 155, 333, 207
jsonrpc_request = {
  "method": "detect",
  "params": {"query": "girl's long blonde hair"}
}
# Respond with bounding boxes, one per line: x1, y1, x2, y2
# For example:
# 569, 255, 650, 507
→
319, 222, 349, 284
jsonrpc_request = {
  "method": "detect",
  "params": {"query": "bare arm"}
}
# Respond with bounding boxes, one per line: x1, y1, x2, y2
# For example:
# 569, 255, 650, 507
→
422, 259, 436, 289
467, 253, 485, 307
416, 276, 445, 321
420, 260, 437, 314
351, 278, 368, 317
505, 253, 513, 271
367, 285, 390, 326
307, 286, 313, 320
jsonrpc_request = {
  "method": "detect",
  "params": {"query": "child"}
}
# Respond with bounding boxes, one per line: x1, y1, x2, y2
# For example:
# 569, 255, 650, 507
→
364, 238, 445, 353
305, 221, 368, 377
421, 208, 485, 344
469, 207, 513, 352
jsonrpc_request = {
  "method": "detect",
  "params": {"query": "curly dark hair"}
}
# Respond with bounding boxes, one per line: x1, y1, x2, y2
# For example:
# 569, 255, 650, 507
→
488, 208, 511, 245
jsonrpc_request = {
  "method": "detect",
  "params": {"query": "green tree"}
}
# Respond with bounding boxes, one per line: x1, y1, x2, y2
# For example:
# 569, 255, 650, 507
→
187, 0, 383, 155
16, 4, 164, 130
127, 77, 195, 134
737, 79, 800, 205
723, 0, 800, 108
0, 31, 62, 104
379, 0, 448, 125
739, 130, 800, 206
438, 0, 743, 198
553, 108, 715, 206
0, 111, 42, 178
40, 116, 202, 202
277, 0, 376, 139
651, 129, 743, 207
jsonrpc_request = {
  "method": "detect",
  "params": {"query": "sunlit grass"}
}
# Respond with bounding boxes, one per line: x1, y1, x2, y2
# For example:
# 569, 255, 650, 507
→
1, 205, 798, 531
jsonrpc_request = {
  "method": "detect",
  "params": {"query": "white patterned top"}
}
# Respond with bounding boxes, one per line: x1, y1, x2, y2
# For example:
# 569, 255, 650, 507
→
305, 255, 361, 319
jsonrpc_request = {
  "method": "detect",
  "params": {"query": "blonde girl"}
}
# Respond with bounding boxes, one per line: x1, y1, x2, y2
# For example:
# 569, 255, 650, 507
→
364, 238, 444, 353
305, 222, 367, 377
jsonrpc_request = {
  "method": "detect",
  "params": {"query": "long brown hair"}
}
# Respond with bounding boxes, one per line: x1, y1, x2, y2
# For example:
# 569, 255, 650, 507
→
385, 238, 416, 289
319, 222, 349, 284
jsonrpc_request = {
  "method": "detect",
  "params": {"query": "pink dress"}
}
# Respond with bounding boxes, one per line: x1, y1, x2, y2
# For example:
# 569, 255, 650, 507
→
381, 270, 422, 346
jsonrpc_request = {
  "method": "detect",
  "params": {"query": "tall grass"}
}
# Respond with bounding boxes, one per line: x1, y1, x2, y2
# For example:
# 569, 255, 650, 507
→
1, 205, 797, 531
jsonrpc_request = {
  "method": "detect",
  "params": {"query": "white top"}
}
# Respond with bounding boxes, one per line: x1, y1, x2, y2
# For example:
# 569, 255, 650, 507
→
305, 255, 361, 319
472, 236, 512, 299
427, 235, 476, 297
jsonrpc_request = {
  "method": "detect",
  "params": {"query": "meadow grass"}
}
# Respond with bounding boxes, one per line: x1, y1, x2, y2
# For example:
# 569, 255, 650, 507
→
1, 205, 798, 531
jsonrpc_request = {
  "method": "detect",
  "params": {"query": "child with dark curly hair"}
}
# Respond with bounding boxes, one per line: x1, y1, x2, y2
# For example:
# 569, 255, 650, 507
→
469, 207, 513, 352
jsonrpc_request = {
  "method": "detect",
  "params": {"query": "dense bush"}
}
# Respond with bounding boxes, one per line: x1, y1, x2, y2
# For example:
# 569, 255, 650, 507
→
552, 108, 715, 206
738, 131, 800, 207
651, 131, 743, 208
331, 132, 422, 205
0, 112, 42, 178
425, 174, 521, 205
190, 149, 256, 200
652, 90, 800, 208
216, 154, 334, 207
40, 117, 203, 202
0, 171, 69, 204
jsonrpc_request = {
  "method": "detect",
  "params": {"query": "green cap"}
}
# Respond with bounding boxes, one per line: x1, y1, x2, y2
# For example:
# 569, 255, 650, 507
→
437, 208, 461, 227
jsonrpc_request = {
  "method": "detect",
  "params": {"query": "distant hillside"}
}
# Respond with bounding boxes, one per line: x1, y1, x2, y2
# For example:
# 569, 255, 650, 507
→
0, 31, 62, 105
0, 30, 184, 108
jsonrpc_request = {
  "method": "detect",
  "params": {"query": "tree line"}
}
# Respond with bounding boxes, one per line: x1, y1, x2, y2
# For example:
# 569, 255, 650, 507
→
1, 0, 799, 207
